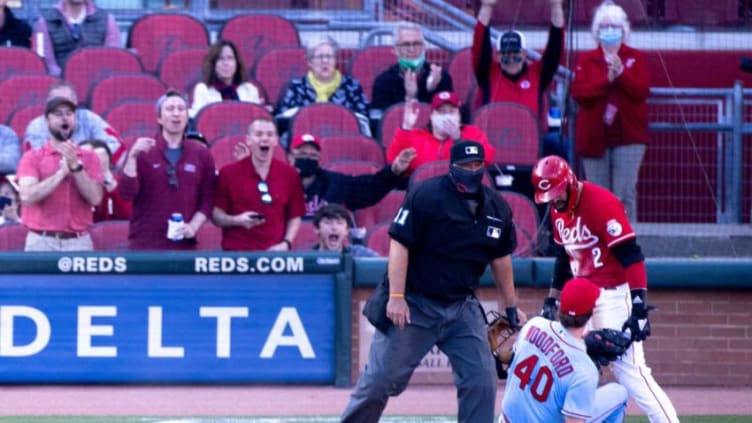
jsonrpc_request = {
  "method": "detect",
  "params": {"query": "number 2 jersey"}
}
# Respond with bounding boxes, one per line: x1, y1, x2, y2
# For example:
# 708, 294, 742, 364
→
551, 182, 636, 288
501, 316, 599, 422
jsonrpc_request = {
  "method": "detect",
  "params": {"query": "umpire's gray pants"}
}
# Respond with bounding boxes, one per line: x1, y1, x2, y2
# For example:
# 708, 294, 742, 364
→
341, 294, 497, 423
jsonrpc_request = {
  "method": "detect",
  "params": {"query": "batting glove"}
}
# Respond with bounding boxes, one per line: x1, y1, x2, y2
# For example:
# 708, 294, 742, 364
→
540, 297, 559, 321
622, 289, 653, 342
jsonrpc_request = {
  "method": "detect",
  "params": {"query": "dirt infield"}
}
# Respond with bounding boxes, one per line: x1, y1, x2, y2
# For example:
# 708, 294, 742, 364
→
0, 385, 749, 417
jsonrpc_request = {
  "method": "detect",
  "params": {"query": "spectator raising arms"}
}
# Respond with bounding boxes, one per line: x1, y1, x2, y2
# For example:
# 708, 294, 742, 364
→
571, 2, 650, 221
370, 22, 452, 112
119, 90, 216, 250
386, 91, 495, 175
0, 0, 32, 47
189, 39, 265, 119
212, 118, 305, 252
34, 0, 120, 76
17, 97, 103, 251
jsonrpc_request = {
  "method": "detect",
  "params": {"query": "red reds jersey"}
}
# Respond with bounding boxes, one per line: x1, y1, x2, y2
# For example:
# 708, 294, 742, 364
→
551, 182, 635, 288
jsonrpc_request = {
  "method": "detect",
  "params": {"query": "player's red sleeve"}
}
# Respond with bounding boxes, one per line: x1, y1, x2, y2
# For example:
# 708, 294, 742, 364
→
624, 259, 647, 290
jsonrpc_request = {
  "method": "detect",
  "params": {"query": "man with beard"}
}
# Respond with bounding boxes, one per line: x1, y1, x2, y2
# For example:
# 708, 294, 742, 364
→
212, 118, 305, 251
289, 133, 415, 218
17, 96, 102, 251
119, 89, 216, 250
312, 204, 379, 257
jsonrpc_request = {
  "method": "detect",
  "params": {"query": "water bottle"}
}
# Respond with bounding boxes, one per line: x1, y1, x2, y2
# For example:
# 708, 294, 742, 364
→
167, 213, 184, 241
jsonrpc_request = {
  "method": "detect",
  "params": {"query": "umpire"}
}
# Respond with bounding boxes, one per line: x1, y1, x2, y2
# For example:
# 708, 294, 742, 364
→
341, 141, 523, 423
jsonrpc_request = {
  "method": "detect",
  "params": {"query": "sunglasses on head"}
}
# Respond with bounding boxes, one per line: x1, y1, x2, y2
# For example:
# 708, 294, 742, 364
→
501, 54, 524, 65
258, 181, 272, 205
167, 165, 178, 188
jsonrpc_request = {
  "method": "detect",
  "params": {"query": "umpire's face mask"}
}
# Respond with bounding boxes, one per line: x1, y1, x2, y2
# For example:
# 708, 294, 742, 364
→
449, 164, 484, 194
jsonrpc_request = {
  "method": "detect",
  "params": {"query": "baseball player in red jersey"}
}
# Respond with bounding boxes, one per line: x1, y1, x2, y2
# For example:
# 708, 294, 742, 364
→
531, 155, 679, 423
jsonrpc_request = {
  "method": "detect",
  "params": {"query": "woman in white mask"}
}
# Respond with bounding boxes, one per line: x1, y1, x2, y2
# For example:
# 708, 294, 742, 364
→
571, 2, 650, 222
386, 91, 496, 176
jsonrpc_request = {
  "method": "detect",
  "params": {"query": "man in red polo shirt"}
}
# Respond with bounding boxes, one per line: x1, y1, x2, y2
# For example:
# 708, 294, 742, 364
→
17, 96, 103, 251
213, 118, 306, 251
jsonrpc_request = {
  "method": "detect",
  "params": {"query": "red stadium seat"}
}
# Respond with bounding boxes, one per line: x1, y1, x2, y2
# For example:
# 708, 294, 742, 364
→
379, 101, 431, 149
194, 101, 272, 143
103, 101, 158, 139
0, 75, 59, 125
127, 13, 210, 73
63, 47, 143, 108
471, 102, 541, 166
157, 48, 207, 95
365, 222, 391, 257
409, 160, 493, 189
643, 50, 752, 89
319, 135, 385, 166
292, 220, 319, 251
253, 47, 307, 106
349, 46, 397, 102
324, 160, 381, 176
0, 223, 28, 251
219, 14, 300, 74
8, 104, 44, 143
354, 190, 405, 229
209, 135, 287, 171
196, 222, 222, 251
89, 74, 167, 115
448, 48, 474, 110
490, 0, 551, 26
0, 47, 47, 80
500, 191, 540, 257
662, 0, 741, 26
290, 103, 362, 139
90, 220, 130, 251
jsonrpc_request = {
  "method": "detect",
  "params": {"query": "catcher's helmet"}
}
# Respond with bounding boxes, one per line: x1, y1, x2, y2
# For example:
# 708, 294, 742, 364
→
531, 155, 577, 204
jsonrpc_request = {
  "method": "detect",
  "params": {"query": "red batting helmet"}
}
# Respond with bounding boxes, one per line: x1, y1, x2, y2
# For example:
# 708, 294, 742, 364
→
531, 155, 577, 204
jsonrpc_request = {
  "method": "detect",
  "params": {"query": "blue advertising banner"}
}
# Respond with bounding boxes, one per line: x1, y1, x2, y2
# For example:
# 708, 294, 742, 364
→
0, 274, 336, 383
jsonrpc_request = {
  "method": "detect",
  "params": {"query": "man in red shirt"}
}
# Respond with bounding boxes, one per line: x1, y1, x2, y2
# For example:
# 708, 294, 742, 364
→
386, 91, 495, 175
120, 89, 216, 250
17, 96, 103, 251
531, 155, 679, 423
213, 118, 306, 251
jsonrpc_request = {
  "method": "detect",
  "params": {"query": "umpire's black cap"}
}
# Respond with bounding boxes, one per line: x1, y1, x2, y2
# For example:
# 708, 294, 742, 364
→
450, 141, 485, 165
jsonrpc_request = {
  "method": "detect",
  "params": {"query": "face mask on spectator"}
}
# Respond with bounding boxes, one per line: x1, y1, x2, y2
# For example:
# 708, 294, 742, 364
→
598, 27, 623, 47
430, 113, 460, 132
399, 52, 426, 72
294, 157, 319, 177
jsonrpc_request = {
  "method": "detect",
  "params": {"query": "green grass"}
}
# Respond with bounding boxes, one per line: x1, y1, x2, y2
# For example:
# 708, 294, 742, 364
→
0, 417, 751, 423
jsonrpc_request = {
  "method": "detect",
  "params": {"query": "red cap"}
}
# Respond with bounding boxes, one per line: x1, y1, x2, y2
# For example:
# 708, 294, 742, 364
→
431, 91, 460, 110
560, 278, 601, 317
290, 133, 321, 150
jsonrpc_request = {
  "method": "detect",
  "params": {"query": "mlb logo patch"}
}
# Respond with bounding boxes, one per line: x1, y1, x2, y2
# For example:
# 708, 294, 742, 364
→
465, 146, 479, 155
606, 219, 623, 236
486, 226, 501, 239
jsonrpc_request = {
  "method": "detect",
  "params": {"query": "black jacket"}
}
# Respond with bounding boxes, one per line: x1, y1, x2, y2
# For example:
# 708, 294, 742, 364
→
371, 62, 453, 111
0, 7, 31, 48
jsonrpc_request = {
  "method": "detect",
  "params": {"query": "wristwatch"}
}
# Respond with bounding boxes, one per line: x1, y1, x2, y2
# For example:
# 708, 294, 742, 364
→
69, 162, 84, 173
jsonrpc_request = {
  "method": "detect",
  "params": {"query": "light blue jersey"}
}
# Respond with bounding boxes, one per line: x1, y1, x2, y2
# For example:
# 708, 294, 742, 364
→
501, 316, 599, 423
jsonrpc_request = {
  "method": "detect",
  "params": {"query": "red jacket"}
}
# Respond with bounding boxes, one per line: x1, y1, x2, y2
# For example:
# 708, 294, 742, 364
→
571, 44, 650, 158
386, 125, 495, 175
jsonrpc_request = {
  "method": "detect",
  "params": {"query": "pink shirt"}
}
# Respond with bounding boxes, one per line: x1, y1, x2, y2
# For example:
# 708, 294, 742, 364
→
17, 142, 103, 232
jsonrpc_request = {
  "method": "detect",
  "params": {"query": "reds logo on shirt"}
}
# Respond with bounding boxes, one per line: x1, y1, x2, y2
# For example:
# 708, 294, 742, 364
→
555, 217, 598, 250
520, 80, 531, 90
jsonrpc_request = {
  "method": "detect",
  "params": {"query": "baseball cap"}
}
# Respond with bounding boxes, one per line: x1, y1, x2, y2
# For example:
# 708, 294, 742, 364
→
498, 30, 526, 54
450, 140, 485, 165
431, 91, 460, 110
560, 277, 601, 317
45, 96, 76, 116
290, 133, 321, 150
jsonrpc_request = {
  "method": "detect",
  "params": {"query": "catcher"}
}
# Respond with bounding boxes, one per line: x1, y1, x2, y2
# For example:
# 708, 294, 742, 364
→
500, 277, 629, 423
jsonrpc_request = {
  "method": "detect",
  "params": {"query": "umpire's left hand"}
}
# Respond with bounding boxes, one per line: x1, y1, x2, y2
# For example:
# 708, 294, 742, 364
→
386, 297, 411, 330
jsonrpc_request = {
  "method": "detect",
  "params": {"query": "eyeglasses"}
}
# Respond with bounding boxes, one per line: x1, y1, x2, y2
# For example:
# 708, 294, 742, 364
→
311, 54, 335, 62
167, 165, 178, 188
501, 54, 524, 65
70, 24, 81, 42
396, 41, 424, 49
258, 181, 272, 205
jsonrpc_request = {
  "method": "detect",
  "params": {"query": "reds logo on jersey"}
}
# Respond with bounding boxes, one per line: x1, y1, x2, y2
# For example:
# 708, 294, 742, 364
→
555, 217, 598, 250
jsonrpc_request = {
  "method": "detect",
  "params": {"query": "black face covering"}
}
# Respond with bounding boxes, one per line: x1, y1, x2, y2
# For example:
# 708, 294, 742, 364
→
294, 157, 319, 178
449, 166, 484, 194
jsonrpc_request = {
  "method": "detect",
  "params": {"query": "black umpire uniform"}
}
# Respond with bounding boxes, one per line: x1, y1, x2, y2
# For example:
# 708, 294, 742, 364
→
341, 141, 520, 423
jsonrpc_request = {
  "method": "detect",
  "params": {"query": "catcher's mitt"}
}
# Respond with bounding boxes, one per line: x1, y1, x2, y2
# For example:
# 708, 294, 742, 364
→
486, 311, 517, 379
585, 328, 632, 368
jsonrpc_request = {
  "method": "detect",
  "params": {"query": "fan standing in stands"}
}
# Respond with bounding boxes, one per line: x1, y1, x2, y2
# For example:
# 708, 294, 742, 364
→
34, 0, 120, 77
17, 96, 102, 251
0, 0, 31, 47
79, 139, 131, 222
370, 22, 453, 112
